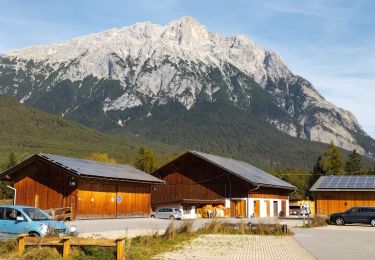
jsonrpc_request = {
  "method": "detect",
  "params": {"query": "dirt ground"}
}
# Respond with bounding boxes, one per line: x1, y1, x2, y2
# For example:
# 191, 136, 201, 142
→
155, 234, 314, 260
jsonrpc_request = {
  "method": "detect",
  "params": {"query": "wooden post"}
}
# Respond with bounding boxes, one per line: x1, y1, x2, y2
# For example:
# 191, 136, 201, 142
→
61, 237, 71, 258
18, 234, 28, 254
115, 237, 125, 260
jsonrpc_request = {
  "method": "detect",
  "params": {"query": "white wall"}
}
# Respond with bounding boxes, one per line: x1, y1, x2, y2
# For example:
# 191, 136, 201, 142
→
248, 198, 289, 217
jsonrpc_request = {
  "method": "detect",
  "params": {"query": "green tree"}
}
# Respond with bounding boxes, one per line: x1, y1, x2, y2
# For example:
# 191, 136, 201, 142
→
270, 168, 311, 200
321, 142, 344, 175
5, 152, 17, 169
86, 152, 116, 163
135, 147, 158, 173
345, 149, 362, 174
0, 152, 17, 199
306, 156, 326, 197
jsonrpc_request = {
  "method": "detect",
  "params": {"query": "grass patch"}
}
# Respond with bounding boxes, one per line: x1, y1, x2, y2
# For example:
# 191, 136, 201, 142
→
301, 215, 329, 228
0, 219, 292, 260
0, 199, 13, 205
197, 219, 293, 235
127, 221, 197, 260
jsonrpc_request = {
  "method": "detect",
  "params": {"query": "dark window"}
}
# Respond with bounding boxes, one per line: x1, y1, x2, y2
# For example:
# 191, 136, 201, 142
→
350, 208, 360, 213
0, 208, 5, 220
5, 208, 22, 220
158, 208, 165, 212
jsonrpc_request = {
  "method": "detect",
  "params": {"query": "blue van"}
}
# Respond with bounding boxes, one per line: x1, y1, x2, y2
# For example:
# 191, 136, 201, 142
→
0, 205, 76, 238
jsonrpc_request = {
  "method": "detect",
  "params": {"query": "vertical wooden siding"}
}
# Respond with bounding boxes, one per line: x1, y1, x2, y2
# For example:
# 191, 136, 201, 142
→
152, 153, 251, 206
77, 179, 151, 219
315, 191, 375, 215
14, 160, 76, 211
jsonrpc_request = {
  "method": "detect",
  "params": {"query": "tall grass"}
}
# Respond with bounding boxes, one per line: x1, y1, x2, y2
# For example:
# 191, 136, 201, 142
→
197, 219, 292, 235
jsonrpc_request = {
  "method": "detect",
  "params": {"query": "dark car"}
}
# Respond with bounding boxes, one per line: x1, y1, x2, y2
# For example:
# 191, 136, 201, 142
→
330, 207, 375, 226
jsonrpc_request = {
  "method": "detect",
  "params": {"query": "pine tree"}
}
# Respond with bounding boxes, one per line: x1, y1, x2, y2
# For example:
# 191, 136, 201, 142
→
321, 142, 344, 175
5, 152, 17, 169
344, 149, 362, 174
135, 147, 158, 173
0, 152, 17, 199
306, 156, 326, 197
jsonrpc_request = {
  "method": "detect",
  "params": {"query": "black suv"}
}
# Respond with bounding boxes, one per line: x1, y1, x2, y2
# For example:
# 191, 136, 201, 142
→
330, 207, 375, 226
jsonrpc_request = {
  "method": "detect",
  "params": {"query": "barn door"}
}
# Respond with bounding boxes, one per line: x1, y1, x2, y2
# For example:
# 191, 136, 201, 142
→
116, 184, 150, 218
77, 183, 116, 219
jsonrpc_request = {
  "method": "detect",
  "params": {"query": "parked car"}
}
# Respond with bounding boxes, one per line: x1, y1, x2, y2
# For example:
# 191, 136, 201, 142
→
150, 208, 183, 220
330, 206, 375, 226
0, 205, 77, 237
289, 206, 302, 216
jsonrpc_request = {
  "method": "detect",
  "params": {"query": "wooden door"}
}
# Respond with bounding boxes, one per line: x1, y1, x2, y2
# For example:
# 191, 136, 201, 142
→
281, 200, 286, 214
235, 200, 246, 217
265, 200, 270, 217
253, 200, 260, 217
116, 184, 150, 217
77, 182, 116, 219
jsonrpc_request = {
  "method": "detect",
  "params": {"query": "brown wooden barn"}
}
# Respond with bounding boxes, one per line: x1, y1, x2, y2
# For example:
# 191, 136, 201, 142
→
151, 151, 296, 218
311, 175, 375, 216
0, 154, 164, 220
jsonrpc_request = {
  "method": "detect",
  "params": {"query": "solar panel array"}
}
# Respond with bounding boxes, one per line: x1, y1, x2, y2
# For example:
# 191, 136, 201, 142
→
191, 151, 296, 189
318, 175, 375, 189
39, 153, 164, 183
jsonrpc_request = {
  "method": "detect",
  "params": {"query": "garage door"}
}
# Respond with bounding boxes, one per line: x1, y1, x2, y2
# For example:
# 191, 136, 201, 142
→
77, 183, 116, 219
116, 184, 150, 217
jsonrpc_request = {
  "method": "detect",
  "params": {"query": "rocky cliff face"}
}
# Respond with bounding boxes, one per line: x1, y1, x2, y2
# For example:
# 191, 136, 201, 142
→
0, 17, 373, 156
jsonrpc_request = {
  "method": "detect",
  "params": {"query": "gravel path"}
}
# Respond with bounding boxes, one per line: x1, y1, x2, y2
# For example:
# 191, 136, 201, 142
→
155, 234, 314, 260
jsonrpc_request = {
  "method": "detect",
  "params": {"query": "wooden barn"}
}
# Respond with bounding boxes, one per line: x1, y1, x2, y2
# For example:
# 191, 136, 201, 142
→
151, 151, 296, 218
311, 175, 375, 216
0, 154, 164, 220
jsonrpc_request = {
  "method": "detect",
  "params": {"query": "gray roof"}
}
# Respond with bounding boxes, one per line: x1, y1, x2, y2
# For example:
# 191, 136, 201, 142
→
190, 151, 296, 190
39, 154, 164, 183
311, 175, 375, 191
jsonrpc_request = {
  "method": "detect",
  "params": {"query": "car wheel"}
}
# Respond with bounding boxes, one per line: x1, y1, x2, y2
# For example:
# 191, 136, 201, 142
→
150, 215, 155, 218
370, 218, 375, 227
169, 215, 175, 220
29, 232, 40, 237
335, 217, 345, 226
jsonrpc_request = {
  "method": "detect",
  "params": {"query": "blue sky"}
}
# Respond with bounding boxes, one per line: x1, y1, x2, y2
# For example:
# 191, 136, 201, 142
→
1, 0, 374, 137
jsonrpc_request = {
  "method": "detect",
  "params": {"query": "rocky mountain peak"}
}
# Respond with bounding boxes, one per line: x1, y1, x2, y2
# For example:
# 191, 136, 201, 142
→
1, 17, 374, 157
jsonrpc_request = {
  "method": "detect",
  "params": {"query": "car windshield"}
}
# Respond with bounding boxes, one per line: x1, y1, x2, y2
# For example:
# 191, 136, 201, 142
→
22, 208, 50, 221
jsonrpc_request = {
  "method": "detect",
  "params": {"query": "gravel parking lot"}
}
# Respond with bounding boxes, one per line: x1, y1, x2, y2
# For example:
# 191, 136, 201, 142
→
156, 234, 314, 260
293, 225, 375, 260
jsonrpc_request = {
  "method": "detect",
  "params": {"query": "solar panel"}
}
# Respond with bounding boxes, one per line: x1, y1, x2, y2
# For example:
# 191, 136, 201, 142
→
317, 175, 375, 190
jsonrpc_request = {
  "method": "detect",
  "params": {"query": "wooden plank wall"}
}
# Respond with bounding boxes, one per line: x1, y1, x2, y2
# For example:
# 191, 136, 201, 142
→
152, 153, 251, 206
77, 179, 151, 219
249, 187, 289, 199
14, 160, 77, 211
315, 191, 375, 215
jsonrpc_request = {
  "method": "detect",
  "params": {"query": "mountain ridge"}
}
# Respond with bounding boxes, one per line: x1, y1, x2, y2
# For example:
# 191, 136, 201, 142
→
1, 16, 374, 157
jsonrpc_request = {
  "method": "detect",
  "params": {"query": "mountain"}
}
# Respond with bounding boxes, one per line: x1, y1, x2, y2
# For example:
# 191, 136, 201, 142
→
1, 16, 374, 158
0, 95, 178, 166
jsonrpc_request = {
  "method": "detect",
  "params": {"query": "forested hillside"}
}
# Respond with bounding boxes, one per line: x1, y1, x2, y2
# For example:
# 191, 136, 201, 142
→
0, 95, 179, 168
